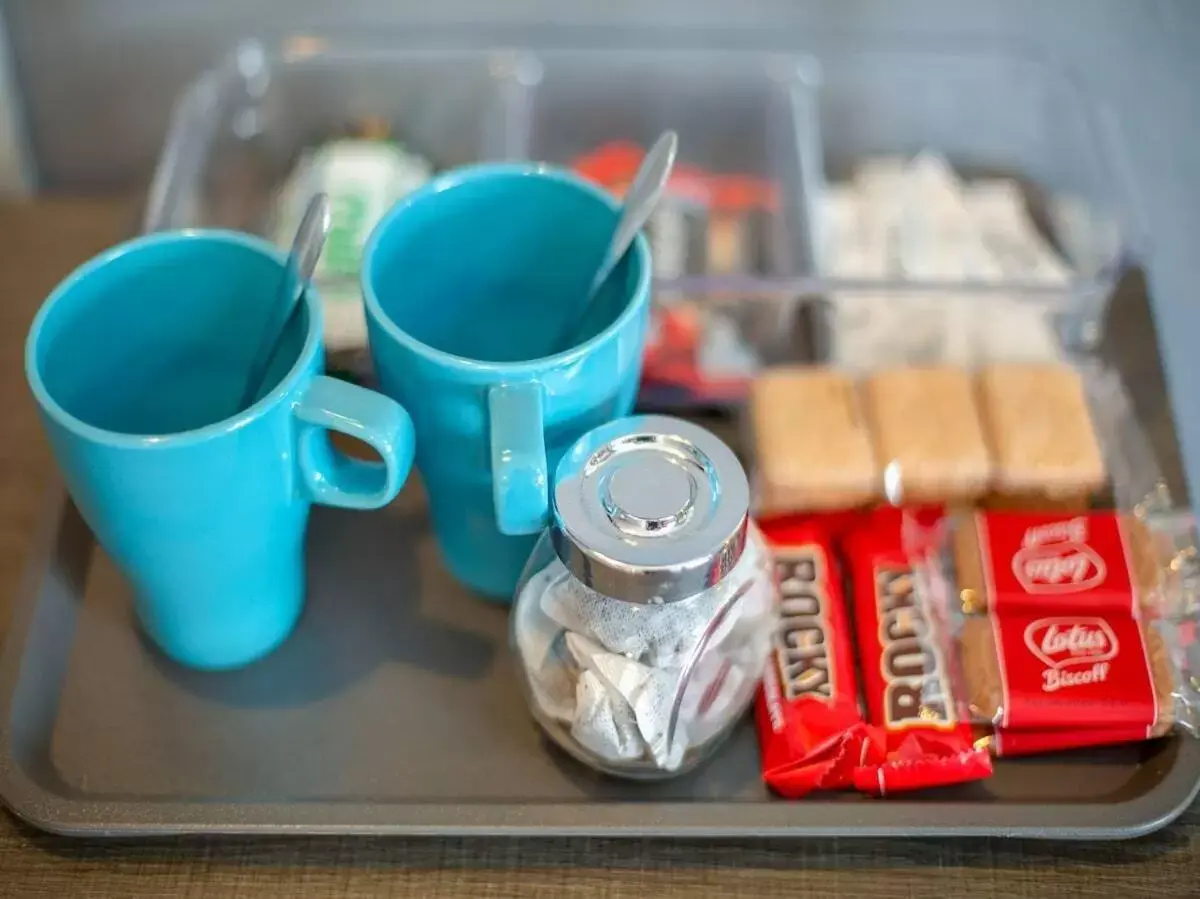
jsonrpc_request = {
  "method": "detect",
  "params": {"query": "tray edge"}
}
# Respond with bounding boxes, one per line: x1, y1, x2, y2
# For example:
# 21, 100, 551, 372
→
3, 494, 1199, 840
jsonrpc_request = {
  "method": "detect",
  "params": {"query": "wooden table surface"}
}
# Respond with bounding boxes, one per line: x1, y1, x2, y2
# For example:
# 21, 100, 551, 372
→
0, 198, 1198, 897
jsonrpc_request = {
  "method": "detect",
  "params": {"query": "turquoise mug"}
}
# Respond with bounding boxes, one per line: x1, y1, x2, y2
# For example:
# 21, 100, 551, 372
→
26, 230, 415, 670
363, 163, 652, 599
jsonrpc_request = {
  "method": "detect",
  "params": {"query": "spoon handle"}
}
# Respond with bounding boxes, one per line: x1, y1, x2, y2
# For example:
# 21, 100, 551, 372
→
239, 193, 330, 410
555, 131, 678, 354
588, 131, 678, 297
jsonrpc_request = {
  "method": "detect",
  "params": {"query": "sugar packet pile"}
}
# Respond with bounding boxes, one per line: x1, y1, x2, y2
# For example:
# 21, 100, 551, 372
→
514, 534, 776, 773
816, 152, 1072, 370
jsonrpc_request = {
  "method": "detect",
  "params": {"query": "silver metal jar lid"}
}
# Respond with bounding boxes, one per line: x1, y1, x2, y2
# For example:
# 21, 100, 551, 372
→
550, 415, 750, 604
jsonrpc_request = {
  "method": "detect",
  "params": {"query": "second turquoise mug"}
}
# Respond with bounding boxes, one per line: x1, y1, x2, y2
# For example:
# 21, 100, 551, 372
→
26, 230, 415, 669
363, 163, 652, 599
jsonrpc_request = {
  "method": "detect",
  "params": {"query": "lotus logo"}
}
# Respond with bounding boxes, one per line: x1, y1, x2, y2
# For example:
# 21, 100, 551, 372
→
1012, 541, 1106, 594
1024, 617, 1119, 669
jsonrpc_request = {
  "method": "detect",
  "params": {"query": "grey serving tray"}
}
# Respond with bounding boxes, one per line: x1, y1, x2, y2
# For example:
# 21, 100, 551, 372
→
2, 461, 1199, 839
2, 36, 1196, 837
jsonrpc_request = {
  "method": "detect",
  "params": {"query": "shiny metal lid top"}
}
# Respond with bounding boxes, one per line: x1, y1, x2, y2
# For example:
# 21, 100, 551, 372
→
551, 415, 750, 604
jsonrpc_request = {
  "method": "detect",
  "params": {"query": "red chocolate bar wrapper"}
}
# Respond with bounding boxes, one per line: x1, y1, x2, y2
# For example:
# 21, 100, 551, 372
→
848, 524, 993, 795
755, 518, 880, 797
982, 724, 1158, 758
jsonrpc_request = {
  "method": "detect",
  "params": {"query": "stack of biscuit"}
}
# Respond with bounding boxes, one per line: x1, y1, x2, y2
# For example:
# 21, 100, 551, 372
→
750, 362, 1107, 515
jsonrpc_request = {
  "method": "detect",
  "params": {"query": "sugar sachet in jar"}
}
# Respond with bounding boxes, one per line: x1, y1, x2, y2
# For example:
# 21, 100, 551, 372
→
512, 415, 776, 778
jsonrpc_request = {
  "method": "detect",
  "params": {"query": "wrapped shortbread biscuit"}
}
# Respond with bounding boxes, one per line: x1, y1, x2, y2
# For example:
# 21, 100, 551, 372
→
976, 362, 1107, 504
959, 613, 1176, 732
977, 723, 1164, 758
903, 507, 1200, 749
750, 367, 880, 514
862, 366, 992, 505
950, 510, 1165, 616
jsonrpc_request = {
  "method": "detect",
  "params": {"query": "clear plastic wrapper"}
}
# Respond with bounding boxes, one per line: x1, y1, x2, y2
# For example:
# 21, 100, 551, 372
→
957, 610, 1176, 733
749, 359, 1112, 518
895, 363, 1200, 751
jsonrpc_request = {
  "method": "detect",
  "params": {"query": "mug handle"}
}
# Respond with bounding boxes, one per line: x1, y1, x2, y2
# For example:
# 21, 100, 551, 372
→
488, 382, 549, 535
294, 376, 415, 510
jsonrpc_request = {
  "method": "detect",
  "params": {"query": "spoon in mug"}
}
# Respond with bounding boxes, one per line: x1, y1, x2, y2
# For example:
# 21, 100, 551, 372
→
555, 130, 678, 352
239, 193, 331, 411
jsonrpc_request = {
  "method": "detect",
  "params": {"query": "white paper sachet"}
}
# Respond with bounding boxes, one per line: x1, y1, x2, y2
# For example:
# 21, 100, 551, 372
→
514, 564, 577, 723
571, 670, 644, 763
565, 633, 686, 770
588, 651, 687, 771
820, 186, 877, 278
1049, 193, 1121, 279
518, 524, 776, 775
821, 155, 1076, 290
544, 552, 768, 669
965, 180, 1072, 285
852, 157, 907, 279
970, 297, 1063, 364
829, 293, 953, 370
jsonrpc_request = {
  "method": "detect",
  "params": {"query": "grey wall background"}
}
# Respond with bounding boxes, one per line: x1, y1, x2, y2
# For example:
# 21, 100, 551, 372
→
2, 0, 1194, 189
2, 0, 1199, 490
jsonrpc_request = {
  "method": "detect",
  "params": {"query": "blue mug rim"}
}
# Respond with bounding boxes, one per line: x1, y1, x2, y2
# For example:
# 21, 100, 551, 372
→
361, 162, 652, 374
25, 228, 324, 450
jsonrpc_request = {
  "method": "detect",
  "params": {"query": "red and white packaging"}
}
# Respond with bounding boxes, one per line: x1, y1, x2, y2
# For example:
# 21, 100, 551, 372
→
846, 514, 993, 795
958, 510, 1163, 616
754, 517, 880, 797
982, 724, 1159, 758
960, 610, 1172, 731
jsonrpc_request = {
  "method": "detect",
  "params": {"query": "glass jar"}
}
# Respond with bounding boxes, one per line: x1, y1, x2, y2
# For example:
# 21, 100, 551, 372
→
512, 415, 776, 779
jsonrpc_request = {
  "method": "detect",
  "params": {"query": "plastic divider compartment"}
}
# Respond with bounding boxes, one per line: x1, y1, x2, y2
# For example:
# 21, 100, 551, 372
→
803, 46, 1139, 349
144, 39, 532, 237
519, 50, 818, 281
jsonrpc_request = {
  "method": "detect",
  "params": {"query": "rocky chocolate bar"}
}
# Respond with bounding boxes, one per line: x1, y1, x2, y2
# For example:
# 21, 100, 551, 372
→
953, 510, 1162, 615
847, 518, 993, 794
755, 518, 877, 798
862, 553, 956, 730
959, 613, 1176, 731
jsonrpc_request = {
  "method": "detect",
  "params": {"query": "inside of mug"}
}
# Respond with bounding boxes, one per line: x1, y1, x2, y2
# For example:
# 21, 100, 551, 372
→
368, 170, 645, 363
34, 235, 311, 436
